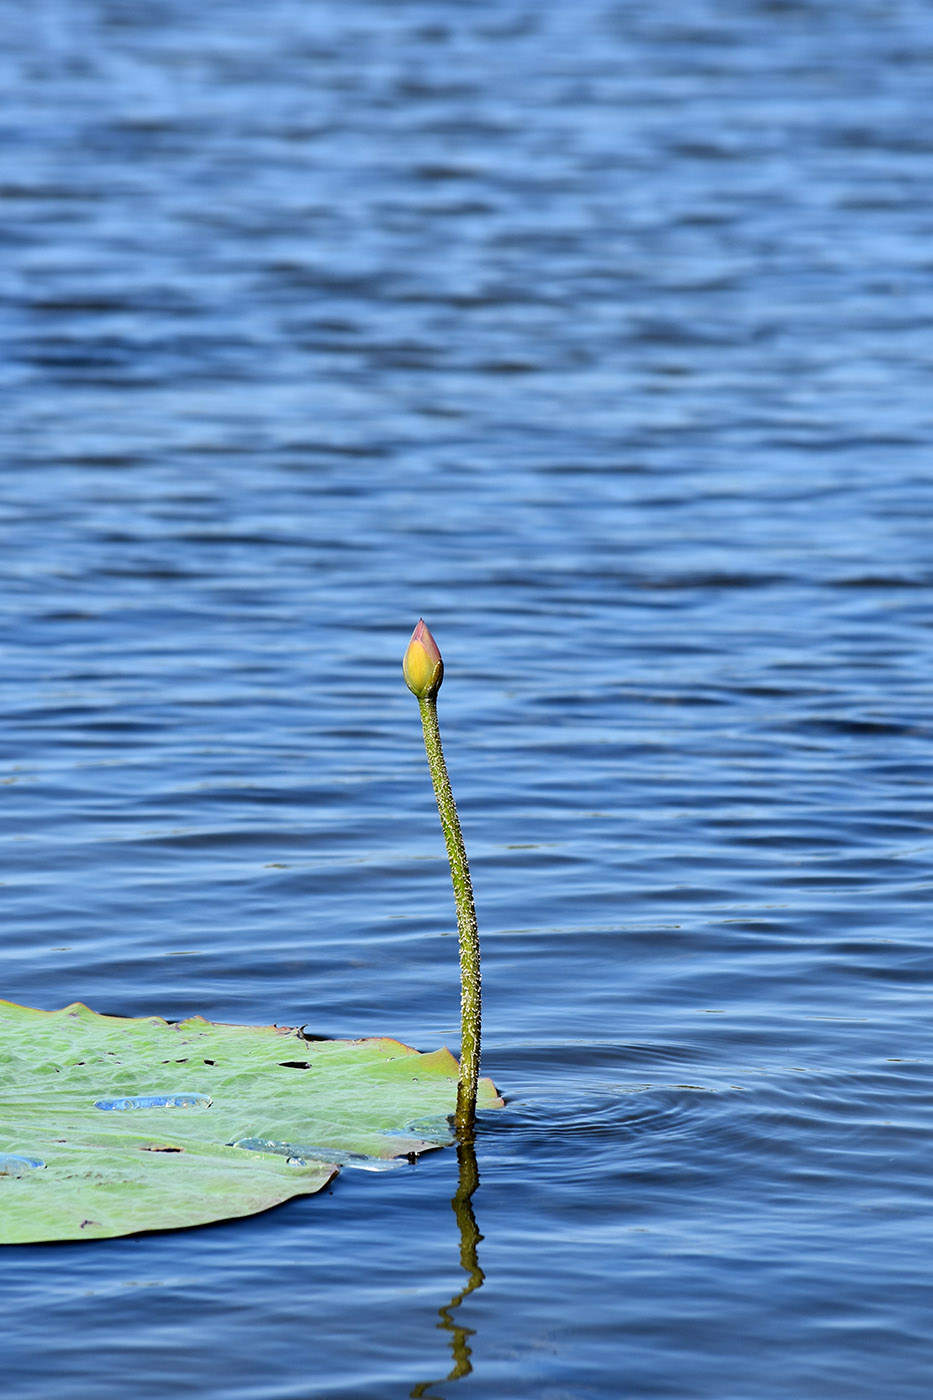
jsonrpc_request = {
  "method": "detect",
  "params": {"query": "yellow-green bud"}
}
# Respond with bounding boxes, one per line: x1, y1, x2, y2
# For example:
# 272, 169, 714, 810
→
403, 618, 444, 700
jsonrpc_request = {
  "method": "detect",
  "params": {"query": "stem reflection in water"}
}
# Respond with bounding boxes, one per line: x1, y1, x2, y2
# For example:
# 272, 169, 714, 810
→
410, 1130, 484, 1399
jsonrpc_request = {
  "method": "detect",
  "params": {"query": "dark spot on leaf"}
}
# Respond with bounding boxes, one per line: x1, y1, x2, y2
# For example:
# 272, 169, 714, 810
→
203, 1059, 215, 1065
79, 1219, 99, 1229
278, 1061, 312, 1070
140, 1145, 184, 1153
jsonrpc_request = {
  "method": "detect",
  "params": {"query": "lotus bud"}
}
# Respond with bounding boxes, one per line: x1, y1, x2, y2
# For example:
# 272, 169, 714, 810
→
403, 618, 444, 700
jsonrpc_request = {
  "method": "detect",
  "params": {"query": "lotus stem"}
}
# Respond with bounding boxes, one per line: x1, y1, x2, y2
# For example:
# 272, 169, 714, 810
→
403, 620, 482, 1132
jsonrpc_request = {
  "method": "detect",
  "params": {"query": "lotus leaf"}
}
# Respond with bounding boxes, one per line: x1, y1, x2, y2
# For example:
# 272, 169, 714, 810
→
0, 1000, 503, 1243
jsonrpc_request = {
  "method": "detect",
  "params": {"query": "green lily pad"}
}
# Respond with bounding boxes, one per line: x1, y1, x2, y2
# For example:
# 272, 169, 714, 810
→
0, 1001, 503, 1243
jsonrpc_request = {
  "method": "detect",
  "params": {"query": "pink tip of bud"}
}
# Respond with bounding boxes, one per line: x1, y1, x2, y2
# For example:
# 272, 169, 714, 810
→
403, 618, 444, 700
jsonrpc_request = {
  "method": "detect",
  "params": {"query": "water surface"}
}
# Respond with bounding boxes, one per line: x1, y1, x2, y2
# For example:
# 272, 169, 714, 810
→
3, 1, 933, 1396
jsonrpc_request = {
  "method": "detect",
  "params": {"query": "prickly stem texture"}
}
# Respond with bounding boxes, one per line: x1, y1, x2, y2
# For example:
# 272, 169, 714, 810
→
417, 695, 481, 1131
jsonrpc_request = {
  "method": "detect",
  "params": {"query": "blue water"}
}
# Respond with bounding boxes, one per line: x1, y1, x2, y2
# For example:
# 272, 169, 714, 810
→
3, 0, 933, 1395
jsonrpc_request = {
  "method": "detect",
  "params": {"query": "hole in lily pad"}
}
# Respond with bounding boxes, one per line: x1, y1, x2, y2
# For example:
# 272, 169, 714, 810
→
94, 1092, 212, 1111
389, 1115, 455, 1145
228, 1136, 406, 1173
0, 1154, 46, 1176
